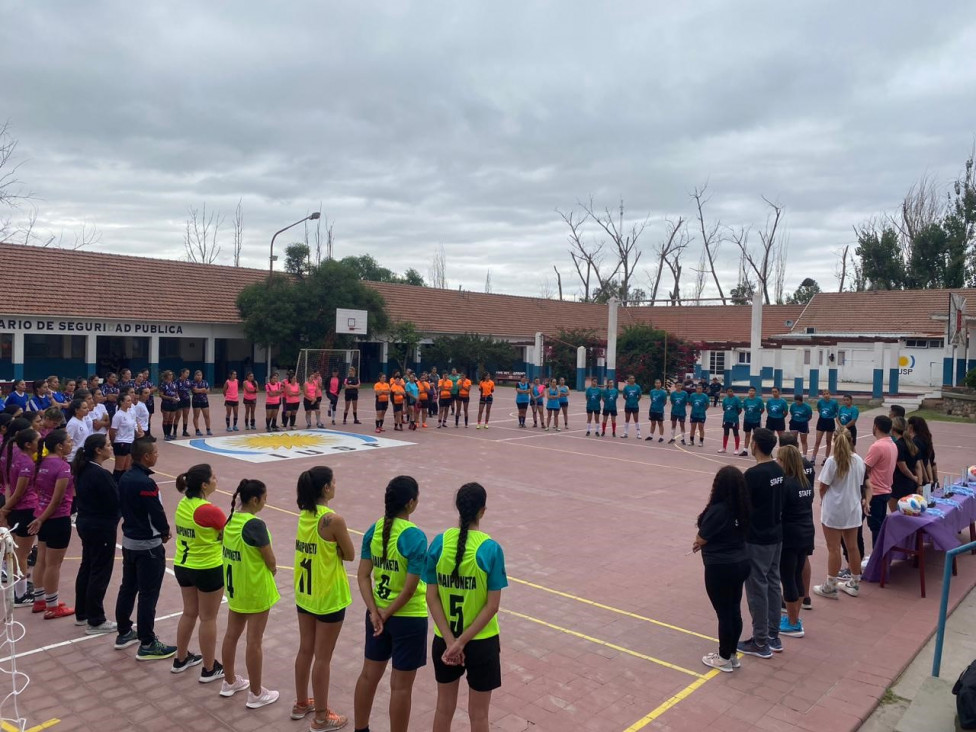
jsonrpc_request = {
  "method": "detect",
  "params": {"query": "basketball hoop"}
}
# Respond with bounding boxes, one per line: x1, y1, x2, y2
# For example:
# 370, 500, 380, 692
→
336, 308, 368, 336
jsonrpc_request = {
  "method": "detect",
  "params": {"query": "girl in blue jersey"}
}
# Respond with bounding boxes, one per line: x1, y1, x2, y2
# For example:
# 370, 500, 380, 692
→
688, 384, 710, 447
837, 395, 859, 448
811, 389, 840, 465
645, 379, 668, 443
601, 379, 619, 437
514, 378, 531, 428
764, 387, 789, 438
621, 376, 642, 440
719, 388, 742, 454
544, 379, 561, 432
529, 378, 544, 428
557, 378, 570, 429
584, 379, 603, 437
788, 395, 813, 455
740, 387, 764, 456
668, 383, 689, 445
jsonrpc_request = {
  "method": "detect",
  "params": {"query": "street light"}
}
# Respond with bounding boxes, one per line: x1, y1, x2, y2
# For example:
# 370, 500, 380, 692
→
266, 212, 322, 381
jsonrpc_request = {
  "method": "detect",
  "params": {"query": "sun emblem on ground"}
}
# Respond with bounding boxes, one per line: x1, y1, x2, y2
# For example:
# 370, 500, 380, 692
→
171, 429, 413, 463
227, 433, 335, 450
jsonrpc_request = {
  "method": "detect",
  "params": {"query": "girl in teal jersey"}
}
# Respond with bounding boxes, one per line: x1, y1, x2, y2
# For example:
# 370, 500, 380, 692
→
788, 395, 813, 455
646, 379, 668, 443
544, 379, 561, 432
584, 379, 603, 437
812, 389, 840, 465
764, 387, 789, 438
719, 388, 742, 454
515, 378, 531, 428
668, 383, 689, 445
601, 379, 619, 437
557, 377, 570, 429
837, 395, 859, 448
621, 376, 642, 439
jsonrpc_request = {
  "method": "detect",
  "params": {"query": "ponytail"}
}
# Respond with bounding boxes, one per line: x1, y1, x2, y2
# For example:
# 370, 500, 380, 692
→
452, 482, 487, 579
72, 433, 108, 477
175, 463, 213, 499
226, 479, 266, 526
381, 475, 419, 562
296, 466, 334, 513
2, 418, 30, 485
832, 428, 853, 479
36, 429, 69, 477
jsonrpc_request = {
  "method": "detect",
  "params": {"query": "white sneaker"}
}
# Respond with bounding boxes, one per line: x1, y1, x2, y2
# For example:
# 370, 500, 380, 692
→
840, 580, 860, 597
701, 652, 734, 673
85, 620, 118, 635
813, 582, 839, 600
245, 687, 279, 709
717, 448, 726, 453
219, 676, 250, 697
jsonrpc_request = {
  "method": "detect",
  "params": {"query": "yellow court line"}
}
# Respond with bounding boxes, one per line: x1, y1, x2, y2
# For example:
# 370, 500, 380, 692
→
622, 670, 720, 731
500, 609, 704, 679
2, 719, 61, 732
507, 577, 717, 642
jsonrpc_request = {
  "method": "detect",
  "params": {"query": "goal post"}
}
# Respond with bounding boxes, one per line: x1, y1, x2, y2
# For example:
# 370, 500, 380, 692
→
294, 349, 361, 386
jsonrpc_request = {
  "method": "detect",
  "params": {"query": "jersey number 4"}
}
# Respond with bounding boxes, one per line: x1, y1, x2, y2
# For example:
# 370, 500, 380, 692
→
297, 557, 313, 595
225, 565, 235, 599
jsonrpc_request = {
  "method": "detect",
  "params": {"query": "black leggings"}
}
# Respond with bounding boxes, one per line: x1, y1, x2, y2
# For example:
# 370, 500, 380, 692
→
722, 424, 739, 437
779, 547, 809, 603
703, 560, 750, 660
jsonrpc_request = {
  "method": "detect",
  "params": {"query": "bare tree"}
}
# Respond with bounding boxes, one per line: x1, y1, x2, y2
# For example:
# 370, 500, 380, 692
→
232, 198, 244, 267
0, 121, 30, 239
40, 222, 102, 250
484, 269, 492, 294
662, 231, 690, 305
691, 245, 708, 303
428, 244, 448, 288
552, 265, 564, 300
894, 173, 943, 263
773, 233, 788, 304
183, 203, 223, 264
834, 244, 851, 292
558, 207, 602, 301
16, 203, 38, 245
538, 277, 555, 299
735, 198, 784, 304
647, 217, 686, 303
691, 184, 726, 304
581, 198, 648, 305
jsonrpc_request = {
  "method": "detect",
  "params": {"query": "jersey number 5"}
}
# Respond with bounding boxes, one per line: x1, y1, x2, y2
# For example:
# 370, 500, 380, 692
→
298, 557, 313, 595
448, 593, 464, 638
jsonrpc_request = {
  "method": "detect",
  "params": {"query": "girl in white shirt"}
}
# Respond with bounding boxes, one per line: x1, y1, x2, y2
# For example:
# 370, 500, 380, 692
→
109, 394, 143, 481
65, 399, 93, 463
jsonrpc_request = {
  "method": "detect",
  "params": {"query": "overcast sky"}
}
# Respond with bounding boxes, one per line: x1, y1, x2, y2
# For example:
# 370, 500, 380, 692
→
3, 1, 975, 300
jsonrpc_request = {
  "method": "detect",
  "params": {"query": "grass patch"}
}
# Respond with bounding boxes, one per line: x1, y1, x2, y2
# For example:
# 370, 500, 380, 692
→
879, 688, 908, 706
907, 408, 975, 424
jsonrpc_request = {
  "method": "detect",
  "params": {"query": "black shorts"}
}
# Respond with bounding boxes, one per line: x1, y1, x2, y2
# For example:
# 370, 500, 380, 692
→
602, 408, 617, 417
112, 442, 132, 457
457, 396, 469, 404
624, 406, 639, 415
192, 400, 209, 409
266, 401, 281, 410
586, 408, 600, 416
37, 515, 72, 550
283, 401, 300, 413
547, 407, 560, 414
743, 421, 760, 433
690, 416, 705, 424
649, 411, 664, 422
345, 390, 359, 402
225, 400, 239, 407
375, 399, 389, 412
297, 605, 346, 623
364, 612, 428, 671
161, 400, 181, 413
431, 634, 501, 692
480, 396, 493, 404
303, 398, 320, 411
789, 420, 809, 434
439, 398, 452, 408
393, 403, 403, 413
529, 399, 540, 407
173, 565, 224, 593
722, 422, 740, 432
6, 508, 35, 538
243, 398, 257, 407
816, 417, 835, 433
670, 414, 686, 422
767, 417, 786, 432
179, 398, 191, 409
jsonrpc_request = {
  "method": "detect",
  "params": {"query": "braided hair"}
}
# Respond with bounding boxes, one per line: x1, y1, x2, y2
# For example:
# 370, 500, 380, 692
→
452, 482, 487, 579
381, 475, 419, 562
226, 479, 266, 526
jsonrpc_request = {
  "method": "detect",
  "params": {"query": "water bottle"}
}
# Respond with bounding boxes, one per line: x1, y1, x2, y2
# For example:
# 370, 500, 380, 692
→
923, 481, 932, 507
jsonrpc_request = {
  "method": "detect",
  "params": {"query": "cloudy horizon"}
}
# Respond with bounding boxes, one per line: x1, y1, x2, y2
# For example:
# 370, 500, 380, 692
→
2, 1, 974, 301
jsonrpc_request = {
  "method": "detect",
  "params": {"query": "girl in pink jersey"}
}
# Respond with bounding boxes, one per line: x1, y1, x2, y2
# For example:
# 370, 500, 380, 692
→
223, 371, 240, 432
265, 373, 283, 432
283, 371, 302, 430
28, 429, 75, 619
303, 371, 323, 429
0, 423, 40, 607
242, 372, 259, 430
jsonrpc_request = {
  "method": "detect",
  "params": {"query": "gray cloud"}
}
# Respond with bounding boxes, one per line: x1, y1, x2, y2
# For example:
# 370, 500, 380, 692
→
3, 0, 974, 300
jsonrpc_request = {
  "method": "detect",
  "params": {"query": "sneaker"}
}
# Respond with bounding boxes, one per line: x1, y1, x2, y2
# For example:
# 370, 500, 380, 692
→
245, 687, 280, 709
840, 580, 860, 597
717, 448, 726, 453
136, 637, 177, 661
199, 661, 225, 683
668, 437, 676, 444
780, 617, 805, 638
555, 427, 561, 432
738, 450, 749, 456
195, 430, 203, 436
768, 636, 784, 653
353, 420, 362, 424
220, 676, 250, 697
701, 652, 734, 673
620, 434, 627, 439
86, 621, 118, 635
736, 638, 772, 659
171, 652, 204, 673
730, 655, 741, 669
836, 568, 852, 581
13, 593, 34, 608
291, 699, 315, 720
31, 600, 46, 613
680, 439, 687, 445
114, 629, 140, 649
658, 437, 664, 443
206, 430, 213, 436
74, 617, 88, 626
802, 597, 813, 611
813, 582, 839, 600
43, 603, 75, 620
309, 710, 349, 731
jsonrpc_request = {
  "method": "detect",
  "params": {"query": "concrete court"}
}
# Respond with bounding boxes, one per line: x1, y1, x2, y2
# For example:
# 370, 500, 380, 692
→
4, 387, 976, 732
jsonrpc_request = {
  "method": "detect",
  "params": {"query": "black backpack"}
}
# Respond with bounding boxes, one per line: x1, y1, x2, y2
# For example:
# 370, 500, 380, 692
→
953, 660, 976, 729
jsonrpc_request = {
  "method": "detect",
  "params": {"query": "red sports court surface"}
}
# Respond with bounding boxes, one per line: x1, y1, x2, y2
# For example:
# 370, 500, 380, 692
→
6, 388, 976, 732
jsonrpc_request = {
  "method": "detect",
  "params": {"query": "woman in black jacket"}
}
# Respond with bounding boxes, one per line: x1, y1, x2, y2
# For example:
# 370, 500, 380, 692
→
777, 445, 815, 639
693, 465, 751, 672
73, 433, 121, 634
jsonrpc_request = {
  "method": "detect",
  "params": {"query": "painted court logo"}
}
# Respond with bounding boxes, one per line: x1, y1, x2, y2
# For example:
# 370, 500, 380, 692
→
173, 429, 412, 463
898, 355, 916, 375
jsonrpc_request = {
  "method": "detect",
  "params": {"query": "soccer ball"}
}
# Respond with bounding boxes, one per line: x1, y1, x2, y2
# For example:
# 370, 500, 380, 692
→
898, 494, 926, 516
968, 465, 976, 483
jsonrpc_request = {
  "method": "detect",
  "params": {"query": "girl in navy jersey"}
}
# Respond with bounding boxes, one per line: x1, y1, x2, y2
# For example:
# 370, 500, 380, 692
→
343, 368, 361, 425
191, 370, 212, 436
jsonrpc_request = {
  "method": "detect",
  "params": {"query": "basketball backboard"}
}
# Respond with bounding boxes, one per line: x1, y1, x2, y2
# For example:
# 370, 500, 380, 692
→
336, 308, 368, 335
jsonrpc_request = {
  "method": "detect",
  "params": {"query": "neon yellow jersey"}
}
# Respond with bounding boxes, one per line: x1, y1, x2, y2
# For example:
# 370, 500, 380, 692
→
432, 528, 501, 640
367, 517, 428, 618
222, 512, 279, 614
174, 496, 222, 570
294, 505, 352, 615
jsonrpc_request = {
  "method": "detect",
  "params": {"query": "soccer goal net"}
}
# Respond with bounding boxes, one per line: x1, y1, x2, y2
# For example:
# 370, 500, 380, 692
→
295, 349, 361, 387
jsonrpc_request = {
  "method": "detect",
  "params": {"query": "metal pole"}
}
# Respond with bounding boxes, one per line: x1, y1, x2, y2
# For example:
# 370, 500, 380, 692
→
606, 297, 619, 384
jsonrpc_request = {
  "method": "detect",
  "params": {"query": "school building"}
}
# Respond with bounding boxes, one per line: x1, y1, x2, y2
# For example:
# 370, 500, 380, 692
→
1, 243, 973, 392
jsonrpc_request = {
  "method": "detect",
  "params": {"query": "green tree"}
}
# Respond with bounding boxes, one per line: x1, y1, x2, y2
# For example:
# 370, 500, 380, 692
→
423, 334, 517, 378
904, 223, 964, 289
729, 281, 755, 305
340, 255, 427, 286
616, 324, 698, 389
854, 224, 905, 290
544, 328, 605, 379
284, 242, 311, 278
401, 268, 426, 287
786, 279, 821, 305
385, 320, 422, 374
237, 259, 389, 367
943, 151, 976, 286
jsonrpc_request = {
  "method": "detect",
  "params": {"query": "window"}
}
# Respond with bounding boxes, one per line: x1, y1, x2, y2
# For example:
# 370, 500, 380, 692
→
837, 350, 846, 366
905, 338, 946, 349
709, 351, 726, 373
806, 327, 816, 334
737, 352, 751, 365
818, 350, 824, 366
929, 339, 944, 348
803, 350, 811, 365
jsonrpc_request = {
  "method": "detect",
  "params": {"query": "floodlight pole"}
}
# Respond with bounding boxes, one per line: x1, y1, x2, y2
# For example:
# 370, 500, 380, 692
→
266, 212, 321, 380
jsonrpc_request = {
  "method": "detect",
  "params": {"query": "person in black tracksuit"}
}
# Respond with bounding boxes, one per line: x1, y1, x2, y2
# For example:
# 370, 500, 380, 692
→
74, 434, 122, 634
114, 436, 176, 660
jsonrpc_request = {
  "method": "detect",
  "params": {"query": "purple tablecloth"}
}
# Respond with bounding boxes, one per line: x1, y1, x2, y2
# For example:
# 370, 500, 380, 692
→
863, 486, 976, 583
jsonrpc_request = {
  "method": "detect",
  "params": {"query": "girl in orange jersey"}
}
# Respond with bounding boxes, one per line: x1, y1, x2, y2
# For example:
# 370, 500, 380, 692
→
223, 370, 240, 432
476, 373, 495, 429
415, 373, 430, 429
390, 379, 406, 432
455, 372, 472, 428
437, 374, 453, 429
374, 374, 391, 433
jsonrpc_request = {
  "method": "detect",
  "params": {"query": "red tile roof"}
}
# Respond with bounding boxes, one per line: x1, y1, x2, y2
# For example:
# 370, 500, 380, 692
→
788, 289, 976, 338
